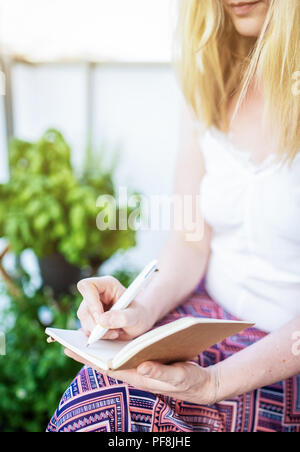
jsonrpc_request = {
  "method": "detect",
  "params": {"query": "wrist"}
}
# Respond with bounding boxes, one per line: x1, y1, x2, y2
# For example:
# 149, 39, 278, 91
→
134, 295, 160, 330
205, 365, 221, 405
134, 288, 166, 328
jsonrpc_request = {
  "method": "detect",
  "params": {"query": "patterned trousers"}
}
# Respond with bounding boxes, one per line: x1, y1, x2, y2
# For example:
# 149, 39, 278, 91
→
47, 287, 300, 432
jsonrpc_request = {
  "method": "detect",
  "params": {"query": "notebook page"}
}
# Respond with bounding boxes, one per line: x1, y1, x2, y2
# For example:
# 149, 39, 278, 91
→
46, 328, 130, 370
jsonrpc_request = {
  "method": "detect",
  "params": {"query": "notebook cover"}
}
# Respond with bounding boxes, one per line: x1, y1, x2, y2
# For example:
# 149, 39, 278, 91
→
113, 321, 253, 370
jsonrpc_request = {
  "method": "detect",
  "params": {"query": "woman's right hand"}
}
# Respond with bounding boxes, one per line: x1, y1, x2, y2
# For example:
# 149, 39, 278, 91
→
77, 276, 156, 341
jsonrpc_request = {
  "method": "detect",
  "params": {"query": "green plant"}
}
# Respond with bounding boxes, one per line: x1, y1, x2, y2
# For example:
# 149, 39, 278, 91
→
0, 266, 137, 432
0, 129, 137, 270
0, 129, 141, 431
0, 286, 82, 432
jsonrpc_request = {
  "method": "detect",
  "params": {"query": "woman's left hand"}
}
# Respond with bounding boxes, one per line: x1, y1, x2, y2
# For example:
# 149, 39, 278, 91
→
64, 349, 216, 405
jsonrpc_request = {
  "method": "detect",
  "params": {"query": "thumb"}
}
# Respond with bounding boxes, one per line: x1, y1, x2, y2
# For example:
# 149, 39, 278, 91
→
99, 307, 138, 329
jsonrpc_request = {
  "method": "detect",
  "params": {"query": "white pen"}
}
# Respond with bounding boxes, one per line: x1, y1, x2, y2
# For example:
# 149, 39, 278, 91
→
87, 259, 159, 347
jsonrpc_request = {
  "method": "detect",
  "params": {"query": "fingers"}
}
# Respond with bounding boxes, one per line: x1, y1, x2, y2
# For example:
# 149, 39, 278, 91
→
64, 349, 102, 370
103, 330, 120, 340
77, 276, 126, 325
64, 349, 84, 362
105, 368, 181, 394
77, 281, 104, 325
64, 349, 113, 374
77, 276, 140, 342
77, 301, 96, 336
63, 348, 199, 398
137, 361, 195, 387
77, 302, 120, 340
62, 352, 182, 395
47, 337, 55, 343
99, 306, 138, 330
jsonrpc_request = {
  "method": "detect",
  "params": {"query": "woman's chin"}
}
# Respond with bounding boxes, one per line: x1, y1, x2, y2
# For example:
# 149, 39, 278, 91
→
233, 17, 266, 37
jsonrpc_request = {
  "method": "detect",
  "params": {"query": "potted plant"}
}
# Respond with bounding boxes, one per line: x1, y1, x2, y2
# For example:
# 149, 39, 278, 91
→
0, 261, 138, 432
0, 129, 137, 296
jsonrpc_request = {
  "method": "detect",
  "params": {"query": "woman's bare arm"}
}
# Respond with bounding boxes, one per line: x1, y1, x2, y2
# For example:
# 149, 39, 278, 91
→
75, 102, 211, 342
216, 315, 300, 401
135, 102, 211, 324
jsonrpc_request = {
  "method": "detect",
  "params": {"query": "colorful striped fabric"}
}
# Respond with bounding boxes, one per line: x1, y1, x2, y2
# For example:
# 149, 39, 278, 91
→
47, 288, 300, 432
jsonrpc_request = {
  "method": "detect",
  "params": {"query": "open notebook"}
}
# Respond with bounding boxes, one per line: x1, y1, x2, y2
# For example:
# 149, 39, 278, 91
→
46, 317, 254, 371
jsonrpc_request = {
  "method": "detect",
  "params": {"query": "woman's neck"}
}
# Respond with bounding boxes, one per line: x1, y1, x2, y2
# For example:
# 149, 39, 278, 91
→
227, 81, 279, 166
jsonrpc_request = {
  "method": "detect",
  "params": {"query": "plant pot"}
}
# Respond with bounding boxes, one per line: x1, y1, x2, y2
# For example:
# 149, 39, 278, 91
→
38, 253, 82, 297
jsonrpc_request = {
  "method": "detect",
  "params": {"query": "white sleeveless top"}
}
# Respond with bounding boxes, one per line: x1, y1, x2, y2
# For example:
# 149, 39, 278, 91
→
199, 128, 300, 332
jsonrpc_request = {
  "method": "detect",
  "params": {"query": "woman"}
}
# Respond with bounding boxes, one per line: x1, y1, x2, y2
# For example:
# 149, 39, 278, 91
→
47, 0, 300, 432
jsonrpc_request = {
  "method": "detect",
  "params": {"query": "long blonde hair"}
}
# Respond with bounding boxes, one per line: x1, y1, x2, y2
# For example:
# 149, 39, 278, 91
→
174, 0, 300, 162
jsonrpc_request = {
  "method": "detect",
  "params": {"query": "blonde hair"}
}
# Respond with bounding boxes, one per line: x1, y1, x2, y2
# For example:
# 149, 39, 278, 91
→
174, 0, 300, 162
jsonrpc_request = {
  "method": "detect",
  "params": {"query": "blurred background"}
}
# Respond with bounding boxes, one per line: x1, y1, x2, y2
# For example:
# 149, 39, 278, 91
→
0, 0, 183, 431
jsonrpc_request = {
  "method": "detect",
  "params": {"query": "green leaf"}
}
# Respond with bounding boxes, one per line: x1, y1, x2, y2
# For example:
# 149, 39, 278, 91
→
1, 128, 139, 268
33, 213, 50, 231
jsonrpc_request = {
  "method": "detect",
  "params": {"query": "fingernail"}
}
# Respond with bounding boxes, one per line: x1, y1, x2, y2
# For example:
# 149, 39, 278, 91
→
138, 365, 152, 376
